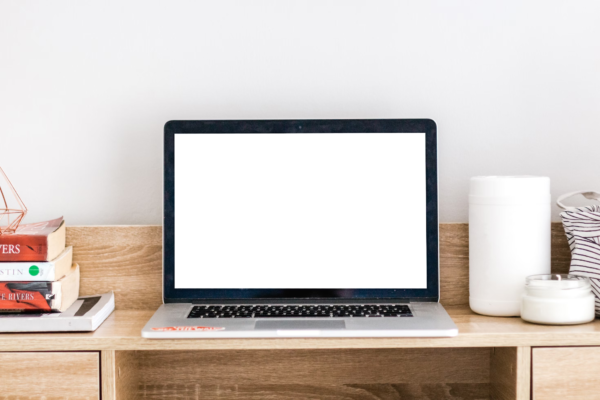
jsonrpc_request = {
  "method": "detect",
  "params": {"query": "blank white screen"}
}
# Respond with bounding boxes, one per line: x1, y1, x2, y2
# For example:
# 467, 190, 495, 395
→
174, 133, 427, 289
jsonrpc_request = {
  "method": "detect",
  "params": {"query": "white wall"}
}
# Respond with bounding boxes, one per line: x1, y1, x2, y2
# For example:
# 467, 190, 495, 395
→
1, 0, 599, 225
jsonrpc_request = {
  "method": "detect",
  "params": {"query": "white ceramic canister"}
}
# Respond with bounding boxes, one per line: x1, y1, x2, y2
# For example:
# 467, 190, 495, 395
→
469, 176, 551, 316
521, 274, 595, 325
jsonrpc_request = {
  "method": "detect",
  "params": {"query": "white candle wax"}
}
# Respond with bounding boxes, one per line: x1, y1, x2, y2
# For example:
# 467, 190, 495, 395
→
521, 274, 595, 325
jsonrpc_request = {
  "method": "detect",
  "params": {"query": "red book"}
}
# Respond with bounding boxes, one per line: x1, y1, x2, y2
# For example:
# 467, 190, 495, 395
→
0, 217, 66, 262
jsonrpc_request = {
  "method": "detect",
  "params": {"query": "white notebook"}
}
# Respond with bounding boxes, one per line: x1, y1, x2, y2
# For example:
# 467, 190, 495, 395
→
0, 291, 115, 332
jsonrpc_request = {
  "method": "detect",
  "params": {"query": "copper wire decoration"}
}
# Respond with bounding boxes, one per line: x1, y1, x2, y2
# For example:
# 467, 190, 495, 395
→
0, 167, 27, 234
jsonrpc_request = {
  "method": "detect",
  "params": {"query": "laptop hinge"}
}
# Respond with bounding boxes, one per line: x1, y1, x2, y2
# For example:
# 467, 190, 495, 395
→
190, 298, 414, 305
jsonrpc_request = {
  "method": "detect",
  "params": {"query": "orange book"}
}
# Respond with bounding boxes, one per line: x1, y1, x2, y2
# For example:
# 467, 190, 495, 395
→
0, 217, 65, 262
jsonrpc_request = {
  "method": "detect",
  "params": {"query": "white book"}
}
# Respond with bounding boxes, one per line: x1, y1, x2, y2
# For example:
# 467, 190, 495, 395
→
0, 292, 115, 332
0, 246, 73, 281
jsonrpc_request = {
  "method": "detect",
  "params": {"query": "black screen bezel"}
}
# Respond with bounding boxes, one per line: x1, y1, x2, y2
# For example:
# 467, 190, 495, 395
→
164, 119, 439, 303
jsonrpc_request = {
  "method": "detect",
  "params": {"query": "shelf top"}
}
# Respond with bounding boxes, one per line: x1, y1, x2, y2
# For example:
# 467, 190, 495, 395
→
1, 307, 600, 351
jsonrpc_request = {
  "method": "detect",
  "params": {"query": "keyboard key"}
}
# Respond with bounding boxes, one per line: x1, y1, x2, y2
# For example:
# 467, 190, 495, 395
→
188, 304, 413, 319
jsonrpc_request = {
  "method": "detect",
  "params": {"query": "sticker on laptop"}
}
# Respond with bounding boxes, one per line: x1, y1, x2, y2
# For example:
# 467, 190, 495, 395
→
152, 326, 225, 332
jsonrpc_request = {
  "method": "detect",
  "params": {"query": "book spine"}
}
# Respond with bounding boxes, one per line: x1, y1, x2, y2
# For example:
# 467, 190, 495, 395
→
0, 282, 55, 312
0, 261, 56, 281
0, 236, 49, 262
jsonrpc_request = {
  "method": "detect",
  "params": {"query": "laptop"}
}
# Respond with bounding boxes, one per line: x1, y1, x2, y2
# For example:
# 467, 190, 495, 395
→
142, 119, 458, 338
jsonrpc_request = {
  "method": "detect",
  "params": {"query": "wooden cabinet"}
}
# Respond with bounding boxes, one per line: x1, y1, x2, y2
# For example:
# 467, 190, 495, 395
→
532, 346, 600, 400
0, 352, 99, 399
0, 225, 584, 399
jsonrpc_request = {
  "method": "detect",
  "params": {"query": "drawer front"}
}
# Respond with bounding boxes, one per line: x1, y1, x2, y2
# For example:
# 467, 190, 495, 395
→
0, 352, 99, 399
533, 346, 600, 400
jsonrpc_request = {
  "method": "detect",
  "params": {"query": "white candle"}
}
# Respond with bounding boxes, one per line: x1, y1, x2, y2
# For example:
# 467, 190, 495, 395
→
521, 274, 595, 325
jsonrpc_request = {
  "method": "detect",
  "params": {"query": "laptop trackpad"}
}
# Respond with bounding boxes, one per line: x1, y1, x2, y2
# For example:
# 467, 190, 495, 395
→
254, 320, 345, 330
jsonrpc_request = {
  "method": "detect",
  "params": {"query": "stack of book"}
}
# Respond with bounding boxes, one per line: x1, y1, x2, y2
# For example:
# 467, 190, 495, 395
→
0, 216, 116, 332
0, 217, 80, 313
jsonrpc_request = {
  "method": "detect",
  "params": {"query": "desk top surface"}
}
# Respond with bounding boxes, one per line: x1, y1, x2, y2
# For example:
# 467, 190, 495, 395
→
2, 307, 599, 351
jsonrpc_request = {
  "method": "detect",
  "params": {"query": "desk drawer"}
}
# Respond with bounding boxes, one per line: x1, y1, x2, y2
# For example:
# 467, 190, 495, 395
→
533, 346, 600, 400
0, 352, 99, 399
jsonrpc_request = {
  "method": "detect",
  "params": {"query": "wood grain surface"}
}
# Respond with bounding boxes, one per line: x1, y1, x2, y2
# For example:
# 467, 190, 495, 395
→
135, 348, 490, 385
66, 225, 162, 310
66, 223, 571, 310
101, 350, 142, 400
133, 383, 491, 400
101, 350, 117, 400
122, 348, 491, 400
532, 346, 600, 400
2, 307, 600, 351
116, 350, 141, 400
490, 347, 531, 400
0, 352, 99, 399
515, 347, 532, 400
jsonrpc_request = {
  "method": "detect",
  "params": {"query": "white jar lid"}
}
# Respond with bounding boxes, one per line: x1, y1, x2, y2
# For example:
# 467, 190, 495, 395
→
470, 176, 550, 203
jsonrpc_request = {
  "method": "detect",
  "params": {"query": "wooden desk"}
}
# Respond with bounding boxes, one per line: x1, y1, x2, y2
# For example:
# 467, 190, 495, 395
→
0, 224, 584, 400
4, 307, 600, 351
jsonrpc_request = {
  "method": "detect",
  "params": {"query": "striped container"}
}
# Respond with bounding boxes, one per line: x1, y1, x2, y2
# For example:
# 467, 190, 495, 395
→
558, 191, 600, 315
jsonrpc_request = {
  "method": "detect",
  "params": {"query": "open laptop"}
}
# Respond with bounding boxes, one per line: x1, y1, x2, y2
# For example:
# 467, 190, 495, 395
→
142, 119, 458, 338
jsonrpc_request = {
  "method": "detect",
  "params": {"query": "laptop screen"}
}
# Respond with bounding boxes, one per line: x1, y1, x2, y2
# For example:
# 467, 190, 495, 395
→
174, 133, 427, 290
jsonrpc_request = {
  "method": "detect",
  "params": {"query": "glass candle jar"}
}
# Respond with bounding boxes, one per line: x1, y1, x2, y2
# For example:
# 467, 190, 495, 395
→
521, 274, 595, 325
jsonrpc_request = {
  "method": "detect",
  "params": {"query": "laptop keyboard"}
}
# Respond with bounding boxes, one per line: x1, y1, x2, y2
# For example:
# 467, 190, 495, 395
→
187, 304, 413, 319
